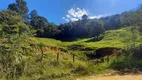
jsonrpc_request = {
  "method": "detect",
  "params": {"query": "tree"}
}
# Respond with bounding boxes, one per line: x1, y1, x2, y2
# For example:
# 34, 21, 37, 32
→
58, 23, 73, 40
7, 3, 18, 12
30, 10, 58, 38
87, 20, 105, 40
8, 0, 29, 21
101, 14, 121, 30
30, 10, 50, 37
82, 14, 88, 21
0, 10, 30, 79
43, 23, 58, 38
30, 10, 38, 19
30, 16, 48, 30
30, 10, 48, 29
120, 10, 135, 26
120, 5, 142, 27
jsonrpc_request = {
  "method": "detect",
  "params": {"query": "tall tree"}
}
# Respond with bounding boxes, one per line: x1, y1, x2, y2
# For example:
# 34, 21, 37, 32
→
120, 5, 142, 27
43, 23, 58, 38
30, 10, 58, 38
82, 14, 88, 21
101, 14, 121, 30
8, 0, 29, 21
30, 10, 48, 30
30, 10, 38, 19
87, 20, 105, 40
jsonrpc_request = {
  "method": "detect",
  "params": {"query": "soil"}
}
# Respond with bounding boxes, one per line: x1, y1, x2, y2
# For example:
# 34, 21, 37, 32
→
77, 74, 142, 80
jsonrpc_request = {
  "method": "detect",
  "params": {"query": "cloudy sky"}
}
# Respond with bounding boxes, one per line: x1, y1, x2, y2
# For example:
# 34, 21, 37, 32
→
1, 0, 142, 25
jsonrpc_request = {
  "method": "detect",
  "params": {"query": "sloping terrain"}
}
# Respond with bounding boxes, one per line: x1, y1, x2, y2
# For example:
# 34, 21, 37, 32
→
23, 27, 142, 80
32, 27, 142, 55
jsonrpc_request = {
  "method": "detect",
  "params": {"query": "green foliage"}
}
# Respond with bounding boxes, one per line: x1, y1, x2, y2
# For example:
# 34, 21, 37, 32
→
30, 14, 48, 29
120, 6, 142, 27
58, 18, 105, 40
101, 14, 122, 30
108, 26, 142, 71
8, 0, 29, 20
30, 10, 58, 38
0, 10, 21, 24
87, 19, 105, 39
43, 23, 58, 38
0, 10, 31, 79
109, 54, 142, 71
0, 10, 30, 35
30, 10, 38, 18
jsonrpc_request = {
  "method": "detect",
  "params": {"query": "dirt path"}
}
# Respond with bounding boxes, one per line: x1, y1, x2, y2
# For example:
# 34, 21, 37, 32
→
77, 74, 142, 80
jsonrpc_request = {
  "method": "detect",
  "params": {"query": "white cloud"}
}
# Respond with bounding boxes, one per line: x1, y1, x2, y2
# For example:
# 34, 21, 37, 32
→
66, 15, 71, 18
68, 8, 88, 18
89, 15, 102, 19
70, 18, 78, 21
89, 14, 109, 19
62, 7, 108, 22
62, 8, 88, 22
62, 17, 65, 19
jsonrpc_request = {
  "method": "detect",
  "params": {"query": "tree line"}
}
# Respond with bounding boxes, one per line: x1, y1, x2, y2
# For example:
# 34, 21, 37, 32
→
2, 0, 142, 41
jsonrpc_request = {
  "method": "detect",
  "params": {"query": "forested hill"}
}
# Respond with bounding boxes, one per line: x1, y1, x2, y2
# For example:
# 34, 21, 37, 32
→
4, 0, 142, 41
0, 0, 142, 80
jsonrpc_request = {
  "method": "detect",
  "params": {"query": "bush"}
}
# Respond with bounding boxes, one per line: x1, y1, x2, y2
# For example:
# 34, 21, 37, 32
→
109, 54, 142, 71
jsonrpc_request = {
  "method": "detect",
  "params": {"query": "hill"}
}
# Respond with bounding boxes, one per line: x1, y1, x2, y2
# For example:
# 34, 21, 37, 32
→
32, 27, 141, 52
21, 27, 142, 80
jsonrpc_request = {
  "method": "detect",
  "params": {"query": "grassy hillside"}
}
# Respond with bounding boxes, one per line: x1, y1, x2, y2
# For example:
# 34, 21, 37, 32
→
32, 27, 141, 50
15, 27, 142, 80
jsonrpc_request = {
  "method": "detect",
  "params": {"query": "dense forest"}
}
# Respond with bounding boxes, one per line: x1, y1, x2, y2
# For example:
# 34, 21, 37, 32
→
0, 0, 142, 80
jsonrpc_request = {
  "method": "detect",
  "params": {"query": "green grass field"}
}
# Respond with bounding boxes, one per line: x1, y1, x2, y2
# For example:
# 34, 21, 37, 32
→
32, 27, 142, 50
19, 27, 142, 80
